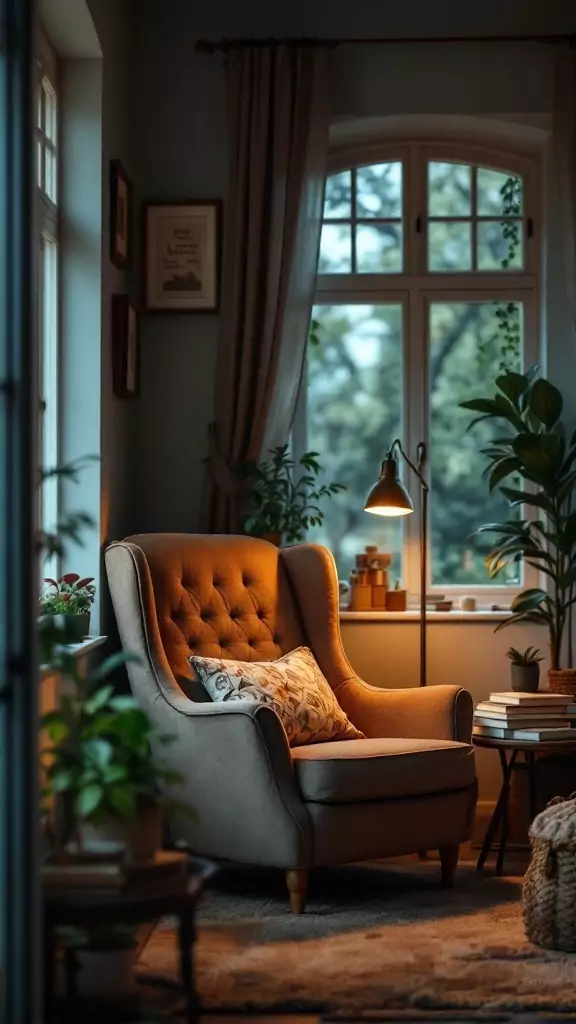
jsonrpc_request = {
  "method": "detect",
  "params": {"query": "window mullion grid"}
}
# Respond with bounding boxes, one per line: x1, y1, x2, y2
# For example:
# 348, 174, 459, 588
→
350, 168, 357, 273
471, 166, 478, 271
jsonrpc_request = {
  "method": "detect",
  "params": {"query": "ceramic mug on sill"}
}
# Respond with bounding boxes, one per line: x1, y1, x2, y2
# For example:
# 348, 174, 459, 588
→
459, 596, 476, 612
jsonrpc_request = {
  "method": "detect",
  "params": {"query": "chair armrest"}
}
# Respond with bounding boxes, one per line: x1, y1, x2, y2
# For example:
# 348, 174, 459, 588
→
153, 695, 313, 868
335, 677, 473, 743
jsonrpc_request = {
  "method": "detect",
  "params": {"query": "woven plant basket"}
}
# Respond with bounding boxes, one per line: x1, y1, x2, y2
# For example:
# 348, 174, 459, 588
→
523, 793, 576, 951
548, 668, 576, 697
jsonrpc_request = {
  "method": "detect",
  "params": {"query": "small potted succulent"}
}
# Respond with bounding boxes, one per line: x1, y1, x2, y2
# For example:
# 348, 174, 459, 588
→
42, 676, 192, 862
506, 646, 543, 693
40, 573, 96, 643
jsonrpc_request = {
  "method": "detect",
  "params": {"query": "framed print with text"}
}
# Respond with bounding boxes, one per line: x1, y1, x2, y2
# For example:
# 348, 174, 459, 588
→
143, 200, 221, 313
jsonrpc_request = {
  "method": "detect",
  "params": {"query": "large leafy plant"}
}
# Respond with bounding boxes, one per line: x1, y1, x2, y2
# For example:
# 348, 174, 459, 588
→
241, 444, 345, 545
42, 662, 186, 833
461, 368, 576, 669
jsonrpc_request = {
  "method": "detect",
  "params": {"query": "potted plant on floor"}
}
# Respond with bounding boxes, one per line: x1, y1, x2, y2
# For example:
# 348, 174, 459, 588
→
461, 368, 576, 694
42, 671, 193, 862
40, 572, 96, 643
240, 443, 345, 545
506, 646, 543, 693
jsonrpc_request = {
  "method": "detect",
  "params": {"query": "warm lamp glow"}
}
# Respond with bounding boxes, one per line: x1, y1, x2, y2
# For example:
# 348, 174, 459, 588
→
365, 505, 413, 517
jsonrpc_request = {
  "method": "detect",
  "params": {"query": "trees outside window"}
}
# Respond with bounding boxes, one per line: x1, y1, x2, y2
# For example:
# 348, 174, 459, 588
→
301, 144, 539, 598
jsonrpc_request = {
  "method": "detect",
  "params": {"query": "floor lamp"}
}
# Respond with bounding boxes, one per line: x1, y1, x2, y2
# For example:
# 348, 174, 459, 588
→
364, 439, 429, 687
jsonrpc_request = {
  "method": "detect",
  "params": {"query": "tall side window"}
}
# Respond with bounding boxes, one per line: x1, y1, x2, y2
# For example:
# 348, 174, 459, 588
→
36, 36, 59, 574
303, 143, 539, 600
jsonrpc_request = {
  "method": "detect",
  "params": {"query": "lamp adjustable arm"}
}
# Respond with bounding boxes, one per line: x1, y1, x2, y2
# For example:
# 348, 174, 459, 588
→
388, 438, 429, 493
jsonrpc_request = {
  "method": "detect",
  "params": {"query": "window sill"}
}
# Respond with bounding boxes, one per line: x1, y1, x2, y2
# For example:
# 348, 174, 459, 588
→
340, 609, 515, 623
40, 634, 107, 675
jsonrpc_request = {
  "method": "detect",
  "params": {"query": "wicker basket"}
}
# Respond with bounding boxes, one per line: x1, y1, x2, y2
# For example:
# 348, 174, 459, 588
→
523, 793, 576, 950
548, 668, 576, 697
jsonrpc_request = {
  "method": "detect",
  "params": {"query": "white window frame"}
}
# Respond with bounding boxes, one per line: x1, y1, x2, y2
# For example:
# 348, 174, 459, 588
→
36, 30, 60, 579
305, 139, 541, 603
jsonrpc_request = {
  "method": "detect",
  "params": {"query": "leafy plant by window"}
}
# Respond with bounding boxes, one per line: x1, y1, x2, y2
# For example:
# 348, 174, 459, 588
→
461, 368, 576, 669
38, 459, 193, 852
42, 669, 188, 833
241, 444, 346, 544
41, 573, 96, 616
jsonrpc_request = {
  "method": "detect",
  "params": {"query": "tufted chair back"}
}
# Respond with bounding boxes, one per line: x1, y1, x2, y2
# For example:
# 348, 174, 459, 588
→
116, 533, 305, 698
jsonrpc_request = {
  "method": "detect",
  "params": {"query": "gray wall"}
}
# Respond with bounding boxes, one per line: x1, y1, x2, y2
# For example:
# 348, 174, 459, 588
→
130, 0, 576, 535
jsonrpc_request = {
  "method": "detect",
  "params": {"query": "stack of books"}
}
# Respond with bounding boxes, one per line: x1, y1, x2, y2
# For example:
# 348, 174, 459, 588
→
473, 691, 576, 741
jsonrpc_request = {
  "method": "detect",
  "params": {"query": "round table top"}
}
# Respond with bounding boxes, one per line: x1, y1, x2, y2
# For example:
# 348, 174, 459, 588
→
472, 734, 576, 753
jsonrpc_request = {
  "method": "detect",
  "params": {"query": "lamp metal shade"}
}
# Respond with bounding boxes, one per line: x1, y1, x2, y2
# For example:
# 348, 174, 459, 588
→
364, 455, 414, 517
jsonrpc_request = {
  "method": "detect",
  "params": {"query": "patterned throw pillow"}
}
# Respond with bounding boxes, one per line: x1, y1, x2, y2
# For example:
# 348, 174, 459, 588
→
189, 646, 364, 747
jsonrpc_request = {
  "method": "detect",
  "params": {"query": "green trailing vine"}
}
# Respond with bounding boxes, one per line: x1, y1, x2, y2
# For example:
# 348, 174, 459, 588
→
476, 174, 522, 374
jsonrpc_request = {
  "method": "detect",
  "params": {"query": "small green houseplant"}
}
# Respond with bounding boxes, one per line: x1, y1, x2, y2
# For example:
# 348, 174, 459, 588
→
505, 646, 543, 693
42, 669, 190, 861
241, 444, 345, 545
41, 572, 96, 643
460, 368, 576, 690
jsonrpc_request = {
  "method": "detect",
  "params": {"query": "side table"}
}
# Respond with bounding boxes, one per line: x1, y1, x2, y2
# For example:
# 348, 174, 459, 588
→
473, 735, 576, 876
43, 855, 214, 1023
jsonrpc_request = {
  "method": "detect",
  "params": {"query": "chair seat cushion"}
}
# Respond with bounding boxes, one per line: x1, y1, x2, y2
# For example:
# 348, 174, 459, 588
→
291, 736, 475, 803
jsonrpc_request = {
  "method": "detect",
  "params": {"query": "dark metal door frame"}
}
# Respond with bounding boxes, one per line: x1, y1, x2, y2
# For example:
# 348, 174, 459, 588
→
0, 0, 40, 1021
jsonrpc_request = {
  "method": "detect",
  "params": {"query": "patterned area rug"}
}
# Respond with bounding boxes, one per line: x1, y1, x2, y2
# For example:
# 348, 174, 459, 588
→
137, 861, 576, 1015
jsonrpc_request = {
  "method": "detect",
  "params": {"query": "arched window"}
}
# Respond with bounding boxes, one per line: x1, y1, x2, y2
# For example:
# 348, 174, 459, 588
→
302, 143, 539, 599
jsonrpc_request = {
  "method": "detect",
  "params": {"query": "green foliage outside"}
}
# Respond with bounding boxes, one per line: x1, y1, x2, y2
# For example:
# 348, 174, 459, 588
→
309, 160, 525, 587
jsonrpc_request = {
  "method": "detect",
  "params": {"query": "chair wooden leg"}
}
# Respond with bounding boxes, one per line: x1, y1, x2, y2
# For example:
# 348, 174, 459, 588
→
286, 869, 308, 914
439, 844, 459, 888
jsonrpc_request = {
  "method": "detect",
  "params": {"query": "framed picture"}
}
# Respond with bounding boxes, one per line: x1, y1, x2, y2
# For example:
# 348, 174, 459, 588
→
143, 200, 221, 313
112, 296, 139, 398
110, 160, 131, 269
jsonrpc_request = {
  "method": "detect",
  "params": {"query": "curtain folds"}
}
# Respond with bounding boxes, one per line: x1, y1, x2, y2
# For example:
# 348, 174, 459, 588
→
202, 44, 331, 533
553, 42, 576, 336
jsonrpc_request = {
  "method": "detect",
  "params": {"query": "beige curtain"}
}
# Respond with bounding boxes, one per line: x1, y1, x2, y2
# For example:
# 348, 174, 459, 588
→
203, 43, 331, 533
554, 42, 576, 334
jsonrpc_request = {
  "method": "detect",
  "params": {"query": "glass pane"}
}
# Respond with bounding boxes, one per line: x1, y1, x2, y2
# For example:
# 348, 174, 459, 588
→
356, 162, 402, 218
428, 221, 471, 271
356, 223, 402, 273
307, 304, 403, 583
45, 148, 57, 205
324, 170, 351, 219
37, 139, 43, 189
477, 220, 523, 270
429, 301, 523, 586
318, 223, 352, 273
42, 78, 57, 144
428, 162, 471, 216
477, 168, 523, 216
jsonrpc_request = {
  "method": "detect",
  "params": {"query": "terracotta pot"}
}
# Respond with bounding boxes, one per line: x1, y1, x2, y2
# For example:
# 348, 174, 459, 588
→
386, 589, 407, 612
78, 803, 163, 864
511, 663, 540, 693
548, 668, 576, 698
261, 532, 282, 547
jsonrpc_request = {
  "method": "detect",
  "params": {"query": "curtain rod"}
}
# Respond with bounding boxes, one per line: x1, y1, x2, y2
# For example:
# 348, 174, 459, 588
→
196, 32, 576, 54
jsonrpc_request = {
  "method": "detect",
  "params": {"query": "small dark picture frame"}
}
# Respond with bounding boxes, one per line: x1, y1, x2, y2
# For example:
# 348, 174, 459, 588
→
110, 160, 131, 269
112, 296, 139, 398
